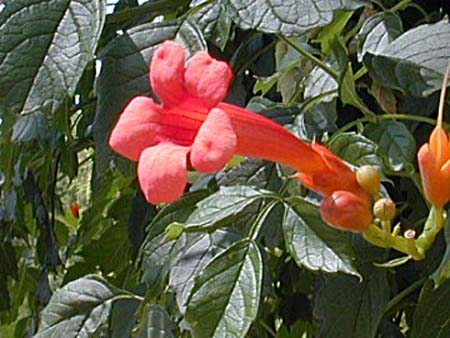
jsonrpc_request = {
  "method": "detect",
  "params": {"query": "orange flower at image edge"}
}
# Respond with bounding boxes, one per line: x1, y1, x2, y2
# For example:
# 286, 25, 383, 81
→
109, 40, 372, 231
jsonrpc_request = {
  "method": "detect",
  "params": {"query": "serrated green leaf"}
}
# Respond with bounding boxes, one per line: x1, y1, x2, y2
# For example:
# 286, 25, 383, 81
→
35, 275, 135, 338
139, 305, 175, 338
328, 132, 381, 167
169, 229, 240, 313
364, 120, 416, 171
357, 12, 403, 62
364, 20, 450, 96
185, 185, 273, 229
93, 18, 206, 175
185, 239, 262, 338
283, 199, 360, 277
411, 279, 450, 338
0, 0, 105, 115
314, 271, 389, 338
221, 0, 362, 35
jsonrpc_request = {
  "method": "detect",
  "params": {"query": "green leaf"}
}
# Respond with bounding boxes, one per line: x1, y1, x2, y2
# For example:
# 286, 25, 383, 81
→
35, 275, 136, 338
283, 198, 360, 278
140, 191, 209, 295
185, 185, 273, 229
93, 18, 206, 175
364, 120, 416, 171
221, 0, 362, 35
185, 239, 262, 338
315, 10, 354, 54
304, 66, 338, 103
139, 305, 175, 338
364, 20, 450, 96
191, 0, 231, 50
0, 0, 105, 115
357, 12, 403, 62
411, 279, 450, 338
110, 298, 141, 338
328, 132, 381, 167
314, 271, 390, 338
169, 229, 240, 313
11, 112, 52, 142
293, 101, 337, 140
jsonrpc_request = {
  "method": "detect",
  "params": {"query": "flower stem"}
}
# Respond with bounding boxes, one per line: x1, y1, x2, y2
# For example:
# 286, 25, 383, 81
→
416, 206, 446, 253
362, 224, 424, 260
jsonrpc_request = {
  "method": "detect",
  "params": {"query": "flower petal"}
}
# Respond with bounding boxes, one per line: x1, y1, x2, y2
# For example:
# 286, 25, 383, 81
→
191, 108, 237, 172
418, 143, 450, 206
430, 126, 450, 167
150, 40, 187, 106
138, 143, 189, 204
320, 191, 372, 232
184, 51, 232, 108
109, 96, 161, 161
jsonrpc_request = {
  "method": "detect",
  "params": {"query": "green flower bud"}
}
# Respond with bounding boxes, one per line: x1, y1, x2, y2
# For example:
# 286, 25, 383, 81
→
356, 165, 381, 195
373, 198, 396, 221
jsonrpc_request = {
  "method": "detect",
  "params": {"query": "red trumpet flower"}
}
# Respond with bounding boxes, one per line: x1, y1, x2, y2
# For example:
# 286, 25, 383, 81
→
109, 41, 327, 204
109, 40, 372, 232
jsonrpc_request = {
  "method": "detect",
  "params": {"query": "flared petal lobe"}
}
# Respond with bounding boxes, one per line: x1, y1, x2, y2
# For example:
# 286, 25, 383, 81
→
109, 96, 161, 161
138, 143, 189, 204
191, 108, 237, 172
184, 51, 232, 108
150, 40, 187, 106
320, 191, 372, 232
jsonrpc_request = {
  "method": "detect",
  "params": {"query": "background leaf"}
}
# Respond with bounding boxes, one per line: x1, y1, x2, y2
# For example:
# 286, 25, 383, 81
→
364, 20, 450, 96
283, 198, 360, 277
35, 275, 136, 338
221, 0, 361, 35
185, 239, 262, 338
411, 279, 450, 338
0, 0, 106, 115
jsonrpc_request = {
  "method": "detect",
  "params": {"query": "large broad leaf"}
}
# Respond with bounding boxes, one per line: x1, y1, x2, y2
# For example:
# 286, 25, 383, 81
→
169, 229, 240, 313
328, 132, 381, 167
35, 275, 137, 338
364, 20, 450, 96
0, 0, 105, 115
364, 120, 416, 171
185, 239, 262, 338
184, 185, 274, 229
314, 270, 390, 338
411, 279, 450, 338
139, 305, 175, 338
357, 12, 403, 62
93, 18, 206, 175
283, 197, 360, 278
220, 0, 361, 35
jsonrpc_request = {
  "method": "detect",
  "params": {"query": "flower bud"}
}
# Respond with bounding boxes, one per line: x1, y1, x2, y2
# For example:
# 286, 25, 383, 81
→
356, 165, 380, 195
70, 202, 80, 218
320, 191, 373, 232
373, 198, 396, 221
